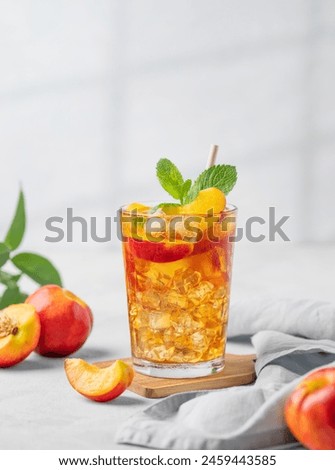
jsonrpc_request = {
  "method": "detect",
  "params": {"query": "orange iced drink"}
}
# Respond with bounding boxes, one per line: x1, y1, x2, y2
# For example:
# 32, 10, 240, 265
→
121, 183, 237, 377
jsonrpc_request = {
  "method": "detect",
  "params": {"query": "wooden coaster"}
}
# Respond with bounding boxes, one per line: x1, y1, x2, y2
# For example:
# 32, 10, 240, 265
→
95, 354, 256, 399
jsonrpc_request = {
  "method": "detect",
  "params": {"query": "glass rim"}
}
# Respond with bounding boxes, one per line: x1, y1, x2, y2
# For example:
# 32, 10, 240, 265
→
120, 201, 237, 217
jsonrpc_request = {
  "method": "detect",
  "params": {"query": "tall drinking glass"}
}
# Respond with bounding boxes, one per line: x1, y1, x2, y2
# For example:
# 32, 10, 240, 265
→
120, 204, 237, 378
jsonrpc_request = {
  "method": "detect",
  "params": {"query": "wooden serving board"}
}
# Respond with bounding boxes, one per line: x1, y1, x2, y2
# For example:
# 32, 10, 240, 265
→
95, 354, 256, 399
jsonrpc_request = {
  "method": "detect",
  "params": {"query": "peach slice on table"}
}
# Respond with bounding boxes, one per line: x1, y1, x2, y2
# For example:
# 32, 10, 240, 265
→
0, 304, 41, 368
64, 358, 134, 402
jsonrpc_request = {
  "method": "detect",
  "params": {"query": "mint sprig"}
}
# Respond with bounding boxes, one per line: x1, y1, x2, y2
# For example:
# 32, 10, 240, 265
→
0, 189, 62, 309
156, 158, 237, 205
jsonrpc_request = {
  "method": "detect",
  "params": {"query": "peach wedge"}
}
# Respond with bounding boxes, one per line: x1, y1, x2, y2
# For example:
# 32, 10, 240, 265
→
64, 358, 134, 402
0, 304, 41, 367
180, 187, 226, 214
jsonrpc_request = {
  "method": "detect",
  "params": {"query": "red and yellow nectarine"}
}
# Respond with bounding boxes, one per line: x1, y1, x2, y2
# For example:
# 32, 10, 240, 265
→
285, 367, 335, 449
0, 304, 41, 367
26, 285, 93, 357
64, 358, 134, 402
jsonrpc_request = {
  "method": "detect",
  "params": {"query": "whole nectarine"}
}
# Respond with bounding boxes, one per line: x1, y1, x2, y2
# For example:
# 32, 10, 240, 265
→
0, 304, 41, 367
285, 367, 335, 449
64, 358, 134, 402
26, 285, 93, 357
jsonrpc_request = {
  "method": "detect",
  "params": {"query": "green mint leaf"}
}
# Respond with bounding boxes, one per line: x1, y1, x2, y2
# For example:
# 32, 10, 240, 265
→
180, 179, 192, 203
184, 164, 237, 203
11, 252, 62, 286
0, 285, 27, 309
0, 243, 10, 268
156, 158, 185, 201
4, 189, 26, 251
0, 270, 21, 288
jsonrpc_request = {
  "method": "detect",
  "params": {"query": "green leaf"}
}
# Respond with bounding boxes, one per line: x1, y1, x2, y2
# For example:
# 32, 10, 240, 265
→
0, 270, 21, 288
180, 179, 192, 203
156, 158, 186, 201
0, 286, 27, 309
184, 164, 237, 203
0, 243, 10, 268
11, 252, 62, 287
4, 190, 26, 251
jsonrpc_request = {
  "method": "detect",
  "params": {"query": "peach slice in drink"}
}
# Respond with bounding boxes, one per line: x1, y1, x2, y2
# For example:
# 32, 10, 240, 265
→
129, 238, 193, 262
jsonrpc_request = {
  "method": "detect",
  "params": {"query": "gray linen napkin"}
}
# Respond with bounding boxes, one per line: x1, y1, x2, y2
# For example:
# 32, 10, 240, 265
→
228, 298, 335, 340
117, 299, 335, 449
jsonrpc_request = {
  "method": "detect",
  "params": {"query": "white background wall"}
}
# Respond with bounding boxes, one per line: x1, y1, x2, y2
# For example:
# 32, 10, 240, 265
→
0, 0, 334, 254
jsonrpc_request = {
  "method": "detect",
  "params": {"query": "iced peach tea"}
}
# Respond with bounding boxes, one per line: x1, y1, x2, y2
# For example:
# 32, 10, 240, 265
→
122, 207, 236, 377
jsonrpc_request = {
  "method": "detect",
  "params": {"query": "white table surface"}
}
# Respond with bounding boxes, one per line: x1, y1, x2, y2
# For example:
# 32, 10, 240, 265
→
1, 242, 334, 450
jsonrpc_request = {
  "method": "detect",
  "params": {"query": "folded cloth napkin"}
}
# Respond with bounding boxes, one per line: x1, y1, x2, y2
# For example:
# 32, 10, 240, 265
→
228, 298, 335, 340
117, 298, 335, 449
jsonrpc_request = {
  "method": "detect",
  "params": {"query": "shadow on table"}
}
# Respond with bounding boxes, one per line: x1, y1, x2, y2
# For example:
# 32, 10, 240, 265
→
9, 346, 114, 372
73, 346, 115, 361
11, 356, 63, 371
105, 395, 146, 406
228, 335, 253, 344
